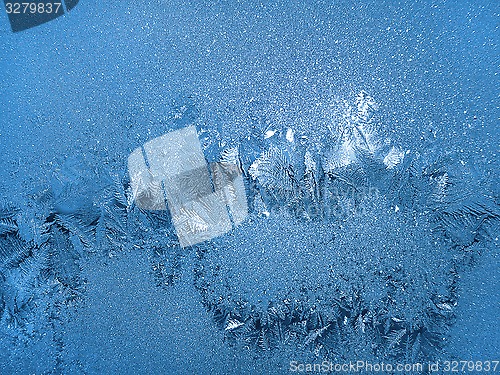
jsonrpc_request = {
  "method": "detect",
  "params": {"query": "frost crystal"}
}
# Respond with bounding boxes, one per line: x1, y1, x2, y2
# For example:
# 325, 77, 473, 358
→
193, 93, 499, 362
0, 93, 497, 369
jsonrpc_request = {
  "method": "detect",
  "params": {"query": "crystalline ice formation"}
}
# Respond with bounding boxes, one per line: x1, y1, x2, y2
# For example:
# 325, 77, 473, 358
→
0, 156, 179, 372
0, 93, 497, 370
0, 200, 82, 360
193, 93, 499, 361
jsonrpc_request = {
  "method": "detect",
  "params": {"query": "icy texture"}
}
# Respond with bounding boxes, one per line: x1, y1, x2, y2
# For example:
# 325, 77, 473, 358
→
0, 93, 498, 371
193, 93, 499, 361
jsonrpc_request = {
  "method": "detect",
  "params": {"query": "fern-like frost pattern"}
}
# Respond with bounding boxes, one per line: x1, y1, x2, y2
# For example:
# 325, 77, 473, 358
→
0, 93, 498, 371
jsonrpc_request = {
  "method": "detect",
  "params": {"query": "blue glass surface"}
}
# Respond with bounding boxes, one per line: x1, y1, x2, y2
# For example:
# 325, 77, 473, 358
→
0, 1, 498, 374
